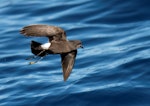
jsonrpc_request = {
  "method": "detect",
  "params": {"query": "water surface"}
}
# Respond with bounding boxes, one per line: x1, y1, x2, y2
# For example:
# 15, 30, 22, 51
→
0, 0, 150, 106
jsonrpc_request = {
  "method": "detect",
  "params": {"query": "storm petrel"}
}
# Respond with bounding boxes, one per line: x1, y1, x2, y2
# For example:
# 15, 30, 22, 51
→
20, 24, 83, 81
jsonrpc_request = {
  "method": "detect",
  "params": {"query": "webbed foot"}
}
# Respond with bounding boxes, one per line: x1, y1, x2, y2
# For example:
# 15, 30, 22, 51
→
29, 61, 36, 65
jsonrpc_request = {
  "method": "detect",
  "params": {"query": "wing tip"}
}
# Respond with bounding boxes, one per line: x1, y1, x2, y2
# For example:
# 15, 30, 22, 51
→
63, 72, 71, 81
63, 75, 68, 81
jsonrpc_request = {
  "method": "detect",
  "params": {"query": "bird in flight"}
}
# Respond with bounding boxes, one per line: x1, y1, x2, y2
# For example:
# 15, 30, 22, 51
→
20, 24, 83, 81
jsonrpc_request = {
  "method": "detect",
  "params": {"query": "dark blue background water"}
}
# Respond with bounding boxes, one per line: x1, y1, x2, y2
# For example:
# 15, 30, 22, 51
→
0, 0, 150, 106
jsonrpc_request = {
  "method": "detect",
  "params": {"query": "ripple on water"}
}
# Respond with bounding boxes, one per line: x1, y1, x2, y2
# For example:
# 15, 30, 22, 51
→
0, 0, 150, 106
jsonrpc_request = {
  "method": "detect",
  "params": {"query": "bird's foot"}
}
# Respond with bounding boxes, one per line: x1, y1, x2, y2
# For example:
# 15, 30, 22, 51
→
29, 61, 36, 65
28, 57, 44, 65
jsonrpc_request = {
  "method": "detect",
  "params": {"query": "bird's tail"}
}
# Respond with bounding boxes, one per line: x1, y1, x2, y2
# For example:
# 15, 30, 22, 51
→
31, 40, 42, 49
30, 40, 46, 56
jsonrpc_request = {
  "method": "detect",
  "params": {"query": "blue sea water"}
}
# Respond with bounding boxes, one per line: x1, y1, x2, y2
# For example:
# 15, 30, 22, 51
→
0, 0, 150, 106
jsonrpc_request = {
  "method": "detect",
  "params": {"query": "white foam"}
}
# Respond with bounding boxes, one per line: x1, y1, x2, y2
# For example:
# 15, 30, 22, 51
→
41, 42, 51, 50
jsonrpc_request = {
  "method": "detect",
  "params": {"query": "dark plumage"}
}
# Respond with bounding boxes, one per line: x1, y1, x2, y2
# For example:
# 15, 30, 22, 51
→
20, 24, 67, 41
20, 24, 83, 81
31, 41, 47, 57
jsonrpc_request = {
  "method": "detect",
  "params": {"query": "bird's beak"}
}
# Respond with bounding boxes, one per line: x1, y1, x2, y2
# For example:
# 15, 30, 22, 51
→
80, 45, 84, 48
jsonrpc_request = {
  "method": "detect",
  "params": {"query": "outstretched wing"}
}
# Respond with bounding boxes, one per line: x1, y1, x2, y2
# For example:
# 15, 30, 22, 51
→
61, 50, 77, 81
20, 24, 67, 41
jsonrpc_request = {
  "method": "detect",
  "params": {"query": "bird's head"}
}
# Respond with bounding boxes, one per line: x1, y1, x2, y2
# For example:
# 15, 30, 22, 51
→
70, 40, 83, 49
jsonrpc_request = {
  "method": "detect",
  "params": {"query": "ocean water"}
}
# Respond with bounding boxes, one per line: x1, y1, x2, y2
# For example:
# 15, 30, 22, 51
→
0, 0, 150, 106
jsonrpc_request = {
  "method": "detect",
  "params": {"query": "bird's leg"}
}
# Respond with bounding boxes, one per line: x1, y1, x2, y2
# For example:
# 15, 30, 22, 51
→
29, 57, 44, 65
36, 50, 46, 56
29, 50, 47, 65
26, 50, 46, 60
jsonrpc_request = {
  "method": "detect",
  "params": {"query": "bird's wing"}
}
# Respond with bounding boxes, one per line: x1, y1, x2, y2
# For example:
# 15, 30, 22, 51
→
61, 50, 77, 81
20, 24, 67, 41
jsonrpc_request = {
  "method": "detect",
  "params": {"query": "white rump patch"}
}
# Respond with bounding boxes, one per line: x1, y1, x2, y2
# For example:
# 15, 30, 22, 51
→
41, 42, 51, 50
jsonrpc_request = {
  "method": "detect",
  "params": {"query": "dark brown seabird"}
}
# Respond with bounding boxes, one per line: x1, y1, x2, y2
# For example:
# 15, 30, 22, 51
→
20, 24, 83, 81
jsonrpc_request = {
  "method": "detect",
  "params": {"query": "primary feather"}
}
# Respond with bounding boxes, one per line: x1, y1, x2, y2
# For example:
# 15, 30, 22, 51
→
20, 24, 67, 41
